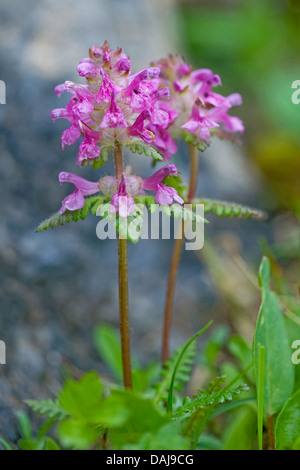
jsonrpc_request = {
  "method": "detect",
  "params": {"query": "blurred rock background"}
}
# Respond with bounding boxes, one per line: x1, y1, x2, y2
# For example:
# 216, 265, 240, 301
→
0, 0, 299, 443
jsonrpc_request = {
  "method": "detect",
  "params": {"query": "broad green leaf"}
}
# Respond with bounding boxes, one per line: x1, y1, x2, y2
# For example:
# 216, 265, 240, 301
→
275, 389, 300, 450
123, 423, 189, 451
109, 390, 169, 447
58, 419, 97, 450
58, 372, 103, 422
257, 344, 265, 451
253, 257, 294, 416
93, 324, 123, 382
223, 406, 257, 450
44, 437, 60, 450
16, 411, 32, 441
197, 434, 222, 450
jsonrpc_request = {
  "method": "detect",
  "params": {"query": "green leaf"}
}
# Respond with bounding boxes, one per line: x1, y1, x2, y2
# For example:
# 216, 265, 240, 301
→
58, 419, 98, 450
108, 390, 169, 448
257, 344, 266, 451
126, 143, 163, 161
167, 321, 213, 414
16, 411, 32, 440
228, 335, 253, 372
44, 437, 60, 450
223, 406, 257, 450
25, 399, 69, 421
93, 324, 123, 382
123, 422, 189, 451
174, 378, 249, 420
18, 439, 42, 451
0, 438, 13, 450
36, 196, 107, 232
275, 389, 300, 450
194, 198, 267, 220
196, 434, 222, 450
253, 257, 294, 416
59, 372, 103, 422
153, 340, 197, 406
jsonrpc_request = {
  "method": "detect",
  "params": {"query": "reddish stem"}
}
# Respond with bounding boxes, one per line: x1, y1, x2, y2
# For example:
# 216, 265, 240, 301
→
161, 144, 199, 363
114, 145, 132, 388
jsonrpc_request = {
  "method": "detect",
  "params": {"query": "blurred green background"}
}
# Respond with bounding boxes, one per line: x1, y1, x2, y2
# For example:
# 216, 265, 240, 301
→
179, 0, 300, 214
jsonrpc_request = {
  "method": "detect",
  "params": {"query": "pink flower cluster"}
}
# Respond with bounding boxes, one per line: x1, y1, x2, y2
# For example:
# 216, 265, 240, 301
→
52, 42, 244, 217
149, 55, 244, 160
51, 41, 171, 166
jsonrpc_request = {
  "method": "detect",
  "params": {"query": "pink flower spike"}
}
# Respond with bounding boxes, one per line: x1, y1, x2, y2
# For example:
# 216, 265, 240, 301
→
142, 164, 178, 191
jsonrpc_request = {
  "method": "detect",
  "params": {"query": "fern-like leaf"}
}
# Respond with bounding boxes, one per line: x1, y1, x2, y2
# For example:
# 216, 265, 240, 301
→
174, 377, 249, 420
153, 343, 197, 406
25, 399, 69, 421
126, 142, 163, 161
35, 196, 107, 232
195, 198, 267, 220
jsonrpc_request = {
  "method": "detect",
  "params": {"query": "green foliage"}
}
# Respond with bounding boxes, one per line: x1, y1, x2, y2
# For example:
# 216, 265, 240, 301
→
153, 340, 197, 406
194, 198, 267, 220
253, 257, 294, 416
93, 324, 123, 382
123, 423, 189, 451
126, 142, 163, 161
25, 399, 69, 421
3, 254, 299, 451
35, 196, 107, 232
166, 322, 213, 413
275, 389, 300, 450
223, 406, 257, 450
173, 377, 249, 421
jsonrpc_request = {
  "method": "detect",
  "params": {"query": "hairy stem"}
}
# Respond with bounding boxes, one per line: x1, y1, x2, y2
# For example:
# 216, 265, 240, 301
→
161, 144, 199, 363
114, 145, 132, 389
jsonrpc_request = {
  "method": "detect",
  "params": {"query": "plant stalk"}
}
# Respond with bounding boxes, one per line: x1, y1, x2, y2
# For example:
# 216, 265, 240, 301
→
114, 145, 132, 389
161, 144, 199, 363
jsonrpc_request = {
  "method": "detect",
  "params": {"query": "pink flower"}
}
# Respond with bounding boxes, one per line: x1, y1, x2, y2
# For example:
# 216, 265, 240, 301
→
110, 174, 136, 217
142, 164, 184, 205
181, 98, 220, 140
59, 172, 100, 214
150, 55, 244, 152
51, 42, 171, 166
